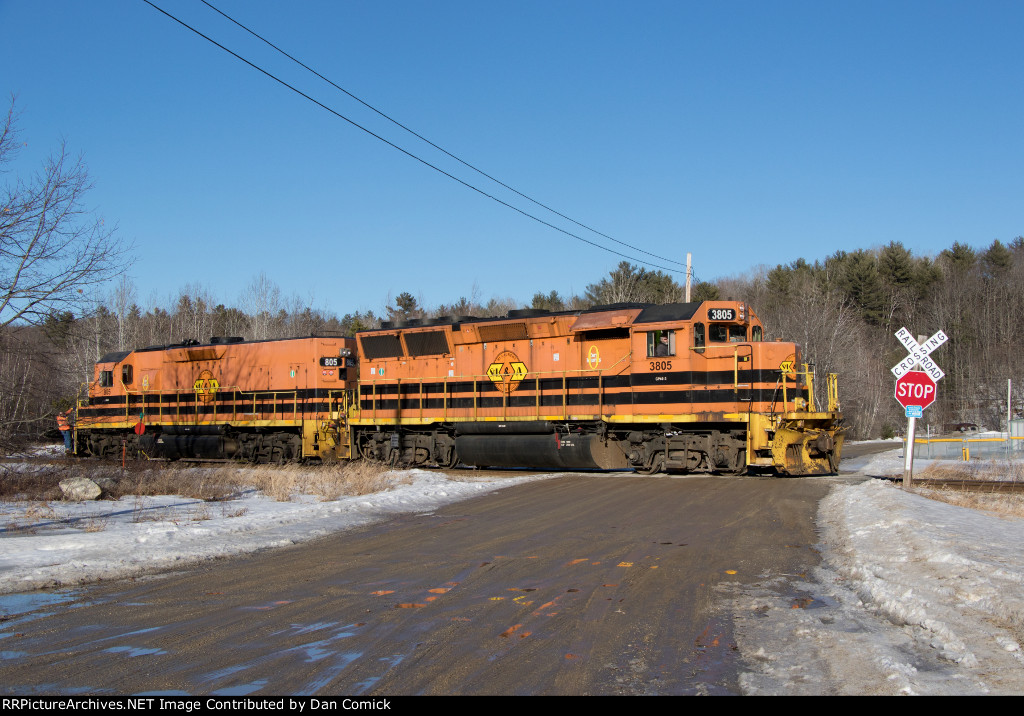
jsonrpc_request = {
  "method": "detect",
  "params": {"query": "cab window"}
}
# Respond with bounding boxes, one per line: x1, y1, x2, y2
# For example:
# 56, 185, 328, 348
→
752, 326, 762, 342
121, 364, 133, 385
646, 330, 675, 357
99, 370, 114, 387
709, 323, 747, 343
693, 323, 705, 353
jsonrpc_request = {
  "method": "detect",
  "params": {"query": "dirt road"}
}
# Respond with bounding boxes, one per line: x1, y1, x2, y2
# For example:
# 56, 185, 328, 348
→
2, 471, 859, 695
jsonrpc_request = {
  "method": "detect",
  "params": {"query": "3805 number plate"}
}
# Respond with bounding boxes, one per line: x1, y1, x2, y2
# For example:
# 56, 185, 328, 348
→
707, 308, 735, 321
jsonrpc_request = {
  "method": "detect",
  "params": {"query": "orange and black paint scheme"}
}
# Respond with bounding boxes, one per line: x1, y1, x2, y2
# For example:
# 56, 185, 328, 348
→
75, 301, 844, 475
75, 336, 356, 463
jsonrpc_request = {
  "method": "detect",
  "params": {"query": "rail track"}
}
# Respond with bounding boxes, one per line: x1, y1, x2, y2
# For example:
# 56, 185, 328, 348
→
878, 476, 1024, 494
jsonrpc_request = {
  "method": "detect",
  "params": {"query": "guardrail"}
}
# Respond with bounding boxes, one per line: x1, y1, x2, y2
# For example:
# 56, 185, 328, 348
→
908, 434, 1024, 460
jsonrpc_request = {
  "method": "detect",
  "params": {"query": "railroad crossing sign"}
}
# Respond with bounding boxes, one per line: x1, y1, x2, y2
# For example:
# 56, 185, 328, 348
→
891, 327, 946, 409
895, 371, 937, 411
892, 326, 948, 488
891, 328, 947, 381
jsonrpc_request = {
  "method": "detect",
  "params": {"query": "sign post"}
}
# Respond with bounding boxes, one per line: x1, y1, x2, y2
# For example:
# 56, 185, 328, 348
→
891, 328, 947, 487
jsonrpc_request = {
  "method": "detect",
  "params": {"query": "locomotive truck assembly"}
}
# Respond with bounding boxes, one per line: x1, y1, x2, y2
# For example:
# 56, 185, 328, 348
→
73, 300, 844, 475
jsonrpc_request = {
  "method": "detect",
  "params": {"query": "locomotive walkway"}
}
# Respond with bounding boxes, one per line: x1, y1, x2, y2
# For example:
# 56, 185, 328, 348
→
2, 472, 848, 695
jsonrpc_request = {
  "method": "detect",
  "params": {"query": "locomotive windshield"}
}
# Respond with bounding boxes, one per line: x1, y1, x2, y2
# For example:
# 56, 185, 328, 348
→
709, 324, 748, 342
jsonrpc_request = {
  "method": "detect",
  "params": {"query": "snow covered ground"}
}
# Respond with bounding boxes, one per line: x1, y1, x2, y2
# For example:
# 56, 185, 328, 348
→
731, 446, 1024, 695
0, 457, 554, 595
2, 445, 1023, 694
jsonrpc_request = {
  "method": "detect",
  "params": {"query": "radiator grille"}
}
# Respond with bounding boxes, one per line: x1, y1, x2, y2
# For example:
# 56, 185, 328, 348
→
478, 323, 529, 342
360, 334, 404, 359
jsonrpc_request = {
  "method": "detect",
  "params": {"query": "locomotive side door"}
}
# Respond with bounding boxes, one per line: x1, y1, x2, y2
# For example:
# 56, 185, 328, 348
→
631, 326, 689, 415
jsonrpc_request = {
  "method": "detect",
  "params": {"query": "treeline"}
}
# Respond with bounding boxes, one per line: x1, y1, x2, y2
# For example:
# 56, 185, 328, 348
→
717, 238, 1024, 437
1, 240, 1021, 448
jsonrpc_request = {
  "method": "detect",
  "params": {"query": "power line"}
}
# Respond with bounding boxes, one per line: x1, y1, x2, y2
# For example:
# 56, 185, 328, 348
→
140, 0, 684, 273
197, 0, 688, 271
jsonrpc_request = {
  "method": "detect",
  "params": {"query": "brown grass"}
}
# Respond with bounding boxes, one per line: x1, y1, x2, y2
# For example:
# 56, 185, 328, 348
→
911, 459, 1024, 518
916, 459, 1024, 482
0, 463, 78, 502
201, 460, 400, 502
4, 502, 59, 534
81, 515, 110, 532
0, 459, 403, 504
911, 487, 1024, 519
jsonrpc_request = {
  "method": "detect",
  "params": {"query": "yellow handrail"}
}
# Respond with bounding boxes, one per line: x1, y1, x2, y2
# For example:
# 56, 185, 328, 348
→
828, 373, 840, 412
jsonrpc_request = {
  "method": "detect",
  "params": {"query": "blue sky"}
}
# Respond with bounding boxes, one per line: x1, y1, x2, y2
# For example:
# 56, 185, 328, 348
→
2, 0, 1021, 318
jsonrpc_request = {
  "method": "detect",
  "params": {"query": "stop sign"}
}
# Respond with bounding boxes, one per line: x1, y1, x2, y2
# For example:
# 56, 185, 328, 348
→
895, 370, 937, 410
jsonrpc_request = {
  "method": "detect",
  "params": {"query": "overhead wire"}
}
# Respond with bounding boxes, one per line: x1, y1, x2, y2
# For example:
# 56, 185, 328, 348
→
140, 0, 684, 273
196, 0, 688, 271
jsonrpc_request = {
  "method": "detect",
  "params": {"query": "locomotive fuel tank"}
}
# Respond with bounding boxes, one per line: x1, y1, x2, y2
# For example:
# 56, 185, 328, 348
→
453, 422, 630, 470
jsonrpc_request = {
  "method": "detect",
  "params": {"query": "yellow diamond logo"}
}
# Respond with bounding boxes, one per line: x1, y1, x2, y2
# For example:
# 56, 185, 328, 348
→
487, 351, 528, 393
194, 369, 218, 403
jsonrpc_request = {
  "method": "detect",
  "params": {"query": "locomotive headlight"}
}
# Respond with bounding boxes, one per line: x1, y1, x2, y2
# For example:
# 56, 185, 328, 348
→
339, 348, 352, 357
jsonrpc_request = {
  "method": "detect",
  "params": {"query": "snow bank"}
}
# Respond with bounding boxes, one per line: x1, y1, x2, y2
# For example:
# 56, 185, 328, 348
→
0, 469, 552, 595
731, 460, 1024, 695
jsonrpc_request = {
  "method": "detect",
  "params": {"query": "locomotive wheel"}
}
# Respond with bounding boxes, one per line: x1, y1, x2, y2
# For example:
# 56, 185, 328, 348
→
439, 448, 460, 469
635, 454, 664, 475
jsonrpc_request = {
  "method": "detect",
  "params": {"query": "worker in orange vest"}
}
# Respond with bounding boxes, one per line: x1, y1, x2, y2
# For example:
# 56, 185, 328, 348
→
57, 408, 74, 453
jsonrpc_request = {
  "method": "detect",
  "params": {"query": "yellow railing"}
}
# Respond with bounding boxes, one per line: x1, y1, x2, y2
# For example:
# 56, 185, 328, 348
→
774, 363, 822, 415
78, 384, 336, 426
827, 373, 840, 412
356, 351, 637, 424
692, 344, 841, 416
357, 367, 610, 423
909, 435, 1024, 461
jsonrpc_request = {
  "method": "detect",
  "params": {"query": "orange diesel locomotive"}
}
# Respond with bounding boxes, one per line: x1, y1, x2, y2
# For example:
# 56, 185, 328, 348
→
75, 300, 844, 475
75, 335, 357, 463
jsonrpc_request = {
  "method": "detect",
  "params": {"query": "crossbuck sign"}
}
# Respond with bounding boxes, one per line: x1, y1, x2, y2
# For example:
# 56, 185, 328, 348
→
891, 328, 948, 381
892, 326, 948, 488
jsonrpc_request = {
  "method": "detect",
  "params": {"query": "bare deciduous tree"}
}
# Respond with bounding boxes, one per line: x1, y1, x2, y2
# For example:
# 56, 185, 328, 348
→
0, 99, 130, 331
240, 272, 281, 340
110, 275, 138, 350
0, 99, 130, 450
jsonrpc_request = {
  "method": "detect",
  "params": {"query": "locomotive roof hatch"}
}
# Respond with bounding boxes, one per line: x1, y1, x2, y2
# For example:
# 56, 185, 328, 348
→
568, 307, 642, 332
97, 350, 131, 364
632, 302, 703, 323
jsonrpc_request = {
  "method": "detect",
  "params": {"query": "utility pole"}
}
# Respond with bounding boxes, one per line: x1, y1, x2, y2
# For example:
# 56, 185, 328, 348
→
685, 252, 692, 302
